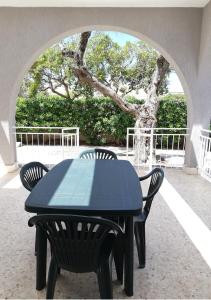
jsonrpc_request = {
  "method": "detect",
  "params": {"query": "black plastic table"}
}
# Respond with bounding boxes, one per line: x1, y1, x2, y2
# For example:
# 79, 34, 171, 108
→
25, 159, 142, 296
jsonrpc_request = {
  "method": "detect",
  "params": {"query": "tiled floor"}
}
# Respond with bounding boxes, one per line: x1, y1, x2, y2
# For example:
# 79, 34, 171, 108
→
0, 168, 211, 299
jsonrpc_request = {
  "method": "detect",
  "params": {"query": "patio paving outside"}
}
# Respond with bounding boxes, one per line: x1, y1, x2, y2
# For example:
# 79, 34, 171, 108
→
0, 167, 211, 298
16, 145, 185, 169
16, 145, 129, 166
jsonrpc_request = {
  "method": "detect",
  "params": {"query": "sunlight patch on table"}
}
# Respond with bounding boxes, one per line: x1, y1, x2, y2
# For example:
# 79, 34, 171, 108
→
48, 159, 96, 207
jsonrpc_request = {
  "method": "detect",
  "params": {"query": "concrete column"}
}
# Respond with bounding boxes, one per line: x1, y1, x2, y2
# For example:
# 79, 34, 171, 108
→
0, 116, 17, 174
0, 67, 18, 173
0, 121, 16, 165
184, 89, 211, 170
184, 1, 211, 170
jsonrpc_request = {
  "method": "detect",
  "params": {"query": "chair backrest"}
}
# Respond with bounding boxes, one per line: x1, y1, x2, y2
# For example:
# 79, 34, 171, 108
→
144, 168, 164, 218
28, 214, 123, 273
79, 148, 117, 160
20, 161, 49, 191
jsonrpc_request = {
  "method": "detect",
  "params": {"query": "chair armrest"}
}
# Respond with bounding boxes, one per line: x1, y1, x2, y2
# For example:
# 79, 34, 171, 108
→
143, 185, 162, 201
142, 196, 148, 202
139, 169, 155, 182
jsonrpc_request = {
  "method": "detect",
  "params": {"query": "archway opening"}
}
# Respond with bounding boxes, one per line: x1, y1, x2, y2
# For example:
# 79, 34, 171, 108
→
14, 29, 187, 168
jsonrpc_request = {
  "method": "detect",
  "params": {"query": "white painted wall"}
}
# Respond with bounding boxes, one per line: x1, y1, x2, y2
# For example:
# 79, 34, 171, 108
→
0, 7, 209, 168
184, 1, 211, 167
0, 0, 209, 7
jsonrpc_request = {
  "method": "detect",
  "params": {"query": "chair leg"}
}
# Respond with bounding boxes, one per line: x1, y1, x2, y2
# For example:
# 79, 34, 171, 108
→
113, 238, 124, 284
97, 260, 113, 299
35, 228, 38, 256
134, 222, 146, 268
46, 258, 58, 299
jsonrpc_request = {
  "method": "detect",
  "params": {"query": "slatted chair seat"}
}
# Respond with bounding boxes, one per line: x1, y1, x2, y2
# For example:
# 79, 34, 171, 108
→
28, 214, 123, 299
20, 161, 49, 257
112, 167, 164, 277
79, 148, 117, 160
135, 168, 164, 268
20, 161, 49, 191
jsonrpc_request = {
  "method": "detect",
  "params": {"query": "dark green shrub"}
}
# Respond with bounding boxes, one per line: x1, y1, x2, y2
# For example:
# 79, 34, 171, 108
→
157, 94, 187, 128
16, 94, 187, 146
16, 96, 135, 145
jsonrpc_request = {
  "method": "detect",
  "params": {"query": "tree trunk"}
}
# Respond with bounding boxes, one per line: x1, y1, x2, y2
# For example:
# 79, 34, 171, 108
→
62, 32, 170, 166
134, 112, 154, 166
133, 56, 169, 166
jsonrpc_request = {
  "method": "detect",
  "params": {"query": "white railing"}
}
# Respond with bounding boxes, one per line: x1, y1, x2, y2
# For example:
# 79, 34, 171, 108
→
14, 126, 79, 147
199, 129, 211, 182
126, 127, 188, 168
13, 127, 79, 165
12, 125, 211, 182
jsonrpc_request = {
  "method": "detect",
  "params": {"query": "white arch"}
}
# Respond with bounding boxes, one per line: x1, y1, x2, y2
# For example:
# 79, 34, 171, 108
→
9, 24, 191, 123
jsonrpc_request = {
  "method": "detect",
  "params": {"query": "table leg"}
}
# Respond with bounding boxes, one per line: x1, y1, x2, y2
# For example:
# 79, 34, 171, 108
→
124, 216, 134, 296
36, 227, 47, 290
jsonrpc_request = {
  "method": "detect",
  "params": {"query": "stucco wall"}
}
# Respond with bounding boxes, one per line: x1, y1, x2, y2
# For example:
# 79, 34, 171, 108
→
184, 1, 211, 167
0, 7, 205, 167
198, 1, 211, 125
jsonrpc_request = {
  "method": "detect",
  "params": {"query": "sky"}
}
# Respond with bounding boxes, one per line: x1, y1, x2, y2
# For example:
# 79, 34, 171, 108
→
106, 31, 139, 46
168, 71, 184, 94
105, 31, 184, 93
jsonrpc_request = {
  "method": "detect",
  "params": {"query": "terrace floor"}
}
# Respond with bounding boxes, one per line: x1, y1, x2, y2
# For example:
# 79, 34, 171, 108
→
0, 167, 211, 298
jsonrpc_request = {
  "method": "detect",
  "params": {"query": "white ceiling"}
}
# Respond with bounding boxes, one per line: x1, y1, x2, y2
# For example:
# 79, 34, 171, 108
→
0, 0, 210, 7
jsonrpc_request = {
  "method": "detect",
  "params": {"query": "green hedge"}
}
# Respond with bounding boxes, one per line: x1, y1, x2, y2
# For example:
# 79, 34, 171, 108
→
157, 94, 187, 128
16, 94, 187, 145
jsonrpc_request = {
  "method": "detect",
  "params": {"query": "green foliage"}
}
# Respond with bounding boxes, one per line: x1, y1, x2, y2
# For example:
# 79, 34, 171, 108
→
16, 96, 135, 145
157, 94, 187, 128
16, 94, 187, 145
159, 93, 186, 102
20, 31, 169, 99
23, 39, 94, 99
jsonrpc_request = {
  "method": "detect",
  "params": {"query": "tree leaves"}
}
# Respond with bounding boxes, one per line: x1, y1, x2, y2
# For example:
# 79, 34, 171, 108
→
19, 32, 169, 100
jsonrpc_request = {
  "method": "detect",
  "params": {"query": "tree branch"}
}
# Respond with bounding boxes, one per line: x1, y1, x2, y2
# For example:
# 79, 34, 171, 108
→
62, 31, 138, 117
78, 31, 92, 65
40, 86, 50, 92
48, 79, 69, 99
62, 32, 169, 126
73, 66, 138, 117
63, 81, 70, 99
62, 31, 91, 67
62, 49, 76, 60
135, 55, 170, 128
146, 55, 169, 105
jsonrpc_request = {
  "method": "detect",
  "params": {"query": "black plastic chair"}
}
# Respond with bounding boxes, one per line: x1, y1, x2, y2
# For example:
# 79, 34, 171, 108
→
20, 162, 49, 256
20, 161, 49, 191
28, 214, 123, 299
79, 148, 117, 160
135, 168, 164, 268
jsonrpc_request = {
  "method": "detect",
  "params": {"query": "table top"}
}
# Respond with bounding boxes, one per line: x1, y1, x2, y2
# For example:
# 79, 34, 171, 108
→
25, 159, 142, 216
